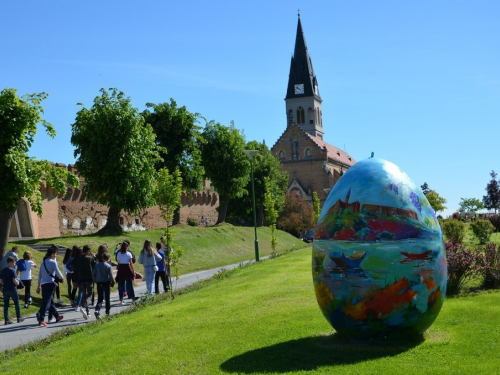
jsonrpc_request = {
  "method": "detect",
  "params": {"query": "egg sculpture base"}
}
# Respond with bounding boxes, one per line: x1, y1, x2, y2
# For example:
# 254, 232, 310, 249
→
313, 158, 447, 339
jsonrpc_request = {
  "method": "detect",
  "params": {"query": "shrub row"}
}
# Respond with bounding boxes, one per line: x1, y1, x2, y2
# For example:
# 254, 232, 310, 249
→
441, 218, 496, 244
446, 240, 500, 295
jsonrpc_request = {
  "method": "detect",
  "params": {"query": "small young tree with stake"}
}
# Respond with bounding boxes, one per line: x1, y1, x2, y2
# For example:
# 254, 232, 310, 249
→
154, 168, 184, 297
263, 177, 279, 258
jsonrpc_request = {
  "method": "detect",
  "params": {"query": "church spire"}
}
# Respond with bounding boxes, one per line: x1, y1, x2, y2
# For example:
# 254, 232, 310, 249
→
285, 15, 320, 100
284, 15, 324, 140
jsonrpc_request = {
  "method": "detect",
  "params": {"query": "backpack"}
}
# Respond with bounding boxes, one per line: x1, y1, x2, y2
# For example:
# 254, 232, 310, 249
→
66, 256, 74, 273
16, 259, 27, 272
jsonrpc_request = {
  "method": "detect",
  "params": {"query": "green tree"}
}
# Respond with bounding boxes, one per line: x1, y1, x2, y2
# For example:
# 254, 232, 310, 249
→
200, 121, 249, 224
421, 183, 447, 214
143, 99, 204, 191
264, 177, 281, 258
458, 198, 484, 215
226, 140, 288, 226
0, 88, 79, 259
425, 190, 447, 214
483, 170, 500, 214
71, 88, 161, 234
155, 168, 184, 294
312, 191, 321, 223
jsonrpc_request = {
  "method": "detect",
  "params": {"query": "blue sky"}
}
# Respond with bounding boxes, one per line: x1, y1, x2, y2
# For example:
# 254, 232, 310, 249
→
1, 1, 499, 218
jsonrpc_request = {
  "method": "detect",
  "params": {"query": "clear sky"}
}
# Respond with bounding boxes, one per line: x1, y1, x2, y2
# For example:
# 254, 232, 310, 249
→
1, 1, 499, 218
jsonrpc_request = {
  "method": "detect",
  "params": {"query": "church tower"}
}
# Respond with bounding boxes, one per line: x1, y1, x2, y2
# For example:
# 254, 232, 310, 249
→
285, 14, 324, 140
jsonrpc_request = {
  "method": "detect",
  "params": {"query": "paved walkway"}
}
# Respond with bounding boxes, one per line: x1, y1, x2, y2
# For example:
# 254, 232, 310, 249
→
0, 260, 255, 352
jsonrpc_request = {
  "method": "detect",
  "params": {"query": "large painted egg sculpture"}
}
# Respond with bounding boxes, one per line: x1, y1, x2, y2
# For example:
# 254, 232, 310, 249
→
312, 157, 447, 339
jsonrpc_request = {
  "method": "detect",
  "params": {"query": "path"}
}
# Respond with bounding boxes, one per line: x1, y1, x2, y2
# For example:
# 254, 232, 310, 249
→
0, 259, 255, 352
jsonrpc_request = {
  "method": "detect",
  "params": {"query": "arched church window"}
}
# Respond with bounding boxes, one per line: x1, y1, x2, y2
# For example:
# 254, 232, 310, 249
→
287, 109, 294, 125
320, 110, 323, 126
297, 107, 305, 124
278, 150, 285, 160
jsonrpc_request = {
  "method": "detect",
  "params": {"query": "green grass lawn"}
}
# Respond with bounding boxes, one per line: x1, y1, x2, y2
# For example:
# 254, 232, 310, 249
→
1, 247, 500, 374
2, 224, 307, 322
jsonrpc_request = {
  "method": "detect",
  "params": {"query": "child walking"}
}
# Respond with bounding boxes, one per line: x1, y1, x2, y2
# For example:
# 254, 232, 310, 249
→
92, 250, 114, 319
19, 251, 37, 308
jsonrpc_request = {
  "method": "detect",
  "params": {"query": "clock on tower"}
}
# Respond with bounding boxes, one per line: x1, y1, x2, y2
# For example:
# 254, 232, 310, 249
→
294, 84, 304, 95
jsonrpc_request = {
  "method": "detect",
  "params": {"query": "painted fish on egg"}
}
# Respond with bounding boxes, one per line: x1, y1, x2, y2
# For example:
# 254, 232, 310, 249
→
312, 157, 447, 339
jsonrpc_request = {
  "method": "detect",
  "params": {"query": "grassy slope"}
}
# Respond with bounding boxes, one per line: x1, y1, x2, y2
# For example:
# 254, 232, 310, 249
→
1, 248, 500, 374
2, 225, 307, 321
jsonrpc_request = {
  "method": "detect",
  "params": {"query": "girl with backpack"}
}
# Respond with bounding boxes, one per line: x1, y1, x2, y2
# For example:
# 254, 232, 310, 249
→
138, 239, 162, 295
19, 251, 37, 309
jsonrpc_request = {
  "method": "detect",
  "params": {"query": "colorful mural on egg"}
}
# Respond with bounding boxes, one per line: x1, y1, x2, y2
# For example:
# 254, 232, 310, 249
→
312, 157, 447, 339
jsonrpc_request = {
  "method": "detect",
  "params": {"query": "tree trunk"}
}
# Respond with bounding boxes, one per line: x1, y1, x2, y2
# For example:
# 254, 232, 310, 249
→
173, 206, 181, 225
257, 203, 264, 227
97, 207, 123, 235
0, 205, 15, 261
217, 195, 229, 224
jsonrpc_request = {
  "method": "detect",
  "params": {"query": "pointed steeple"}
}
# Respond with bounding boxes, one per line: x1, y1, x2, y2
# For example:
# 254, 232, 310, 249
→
284, 14, 324, 139
285, 14, 320, 100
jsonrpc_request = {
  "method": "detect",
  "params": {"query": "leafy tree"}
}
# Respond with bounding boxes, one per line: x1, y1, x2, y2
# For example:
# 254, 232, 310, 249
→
421, 182, 446, 213
483, 170, 500, 214
226, 140, 288, 226
143, 99, 205, 222
276, 193, 315, 237
200, 121, 249, 224
154, 168, 184, 295
0, 88, 79, 259
71, 88, 161, 234
458, 197, 484, 215
263, 177, 280, 258
312, 191, 321, 223
425, 190, 447, 213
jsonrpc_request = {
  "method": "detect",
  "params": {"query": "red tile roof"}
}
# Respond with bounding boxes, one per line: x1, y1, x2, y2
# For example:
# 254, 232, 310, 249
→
305, 133, 356, 166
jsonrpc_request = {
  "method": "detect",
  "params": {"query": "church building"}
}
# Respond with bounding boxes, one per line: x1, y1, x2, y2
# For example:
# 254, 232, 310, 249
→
271, 15, 356, 205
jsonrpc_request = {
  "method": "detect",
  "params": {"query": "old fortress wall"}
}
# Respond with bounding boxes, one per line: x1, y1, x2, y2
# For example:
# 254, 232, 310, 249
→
11, 163, 219, 240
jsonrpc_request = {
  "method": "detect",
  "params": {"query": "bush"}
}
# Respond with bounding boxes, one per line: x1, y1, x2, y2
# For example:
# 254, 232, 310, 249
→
441, 219, 466, 243
488, 215, 500, 232
469, 219, 495, 244
481, 242, 500, 289
186, 217, 199, 227
445, 240, 485, 295
276, 193, 314, 238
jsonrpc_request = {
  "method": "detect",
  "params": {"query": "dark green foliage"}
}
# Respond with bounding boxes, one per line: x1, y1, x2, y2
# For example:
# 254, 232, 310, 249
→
71, 88, 161, 233
200, 121, 249, 224
143, 99, 204, 191
226, 140, 287, 226
469, 219, 495, 244
483, 170, 500, 214
0, 88, 78, 258
488, 215, 500, 232
445, 240, 485, 295
441, 219, 466, 243
187, 217, 198, 227
481, 242, 500, 289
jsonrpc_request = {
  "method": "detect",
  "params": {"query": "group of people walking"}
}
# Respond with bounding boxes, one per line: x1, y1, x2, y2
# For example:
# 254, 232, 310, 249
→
1, 237, 172, 326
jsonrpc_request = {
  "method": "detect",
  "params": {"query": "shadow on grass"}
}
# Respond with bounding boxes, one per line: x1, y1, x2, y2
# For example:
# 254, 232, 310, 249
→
220, 332, 423, 373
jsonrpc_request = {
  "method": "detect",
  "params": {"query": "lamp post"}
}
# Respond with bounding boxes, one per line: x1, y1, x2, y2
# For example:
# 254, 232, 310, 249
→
244, 149, 260, 262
